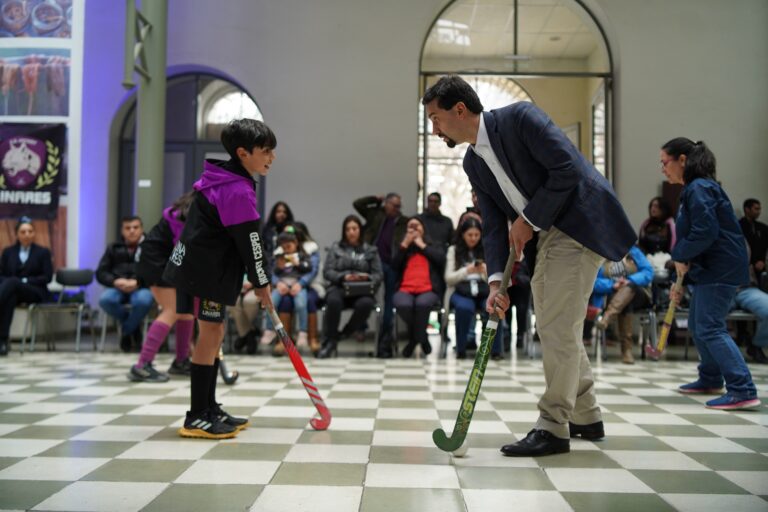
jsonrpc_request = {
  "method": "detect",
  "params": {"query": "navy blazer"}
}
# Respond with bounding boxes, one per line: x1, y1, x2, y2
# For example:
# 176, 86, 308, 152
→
0, 242, 54, 299
463, 102, 636, 276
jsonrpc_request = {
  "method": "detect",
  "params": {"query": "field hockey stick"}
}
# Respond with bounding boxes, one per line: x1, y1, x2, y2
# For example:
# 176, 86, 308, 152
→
268, 306, 331, 430
644, 274, 684, 360
218, 348, 239, 385
433, 248, 517, 453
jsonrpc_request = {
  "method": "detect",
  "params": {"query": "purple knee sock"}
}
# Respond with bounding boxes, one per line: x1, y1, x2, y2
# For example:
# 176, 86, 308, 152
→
174, 319, 194, 362
137, 321, 171, 367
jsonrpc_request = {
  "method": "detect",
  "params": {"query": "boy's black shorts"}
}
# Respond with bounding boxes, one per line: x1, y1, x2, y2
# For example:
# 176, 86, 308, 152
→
176, 291, 225, 323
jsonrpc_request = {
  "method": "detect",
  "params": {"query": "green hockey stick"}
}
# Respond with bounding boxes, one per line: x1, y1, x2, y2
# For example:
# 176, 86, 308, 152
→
433, 248, 517, 453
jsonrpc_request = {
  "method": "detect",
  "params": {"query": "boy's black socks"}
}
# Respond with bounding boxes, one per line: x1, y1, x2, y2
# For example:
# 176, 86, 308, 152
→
190, 363, 215, 414
210, 358, 220, 407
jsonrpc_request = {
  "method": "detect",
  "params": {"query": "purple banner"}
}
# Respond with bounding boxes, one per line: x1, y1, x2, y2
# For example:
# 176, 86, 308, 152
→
0, 123, 65, 219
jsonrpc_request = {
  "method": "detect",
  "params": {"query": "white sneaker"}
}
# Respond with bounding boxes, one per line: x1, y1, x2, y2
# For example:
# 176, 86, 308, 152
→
297, 331, 309, 347
260, 329, 276, 345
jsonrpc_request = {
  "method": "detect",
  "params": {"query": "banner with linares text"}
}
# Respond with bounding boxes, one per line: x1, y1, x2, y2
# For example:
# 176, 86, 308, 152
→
0, 123, 65, 220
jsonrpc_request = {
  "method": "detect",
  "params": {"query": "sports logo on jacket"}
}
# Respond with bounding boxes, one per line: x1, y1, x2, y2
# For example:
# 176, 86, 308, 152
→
170, 242, 185, 266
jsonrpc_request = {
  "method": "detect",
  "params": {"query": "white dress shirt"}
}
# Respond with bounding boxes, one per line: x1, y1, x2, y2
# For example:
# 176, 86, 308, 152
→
471, 112, 537, 283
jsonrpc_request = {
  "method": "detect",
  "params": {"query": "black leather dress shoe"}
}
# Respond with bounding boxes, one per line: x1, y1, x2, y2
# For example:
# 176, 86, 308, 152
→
0, 339, 8, 356
500, 429, 570, 457
569, 420, 605, 440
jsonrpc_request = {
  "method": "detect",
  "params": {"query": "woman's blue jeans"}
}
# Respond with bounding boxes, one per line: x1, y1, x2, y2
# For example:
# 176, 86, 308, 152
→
451, 292, 503, 355
689, 283, 757, 400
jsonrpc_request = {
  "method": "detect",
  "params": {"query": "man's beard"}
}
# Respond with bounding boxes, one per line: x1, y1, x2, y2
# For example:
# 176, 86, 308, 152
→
438, 132, 457, 148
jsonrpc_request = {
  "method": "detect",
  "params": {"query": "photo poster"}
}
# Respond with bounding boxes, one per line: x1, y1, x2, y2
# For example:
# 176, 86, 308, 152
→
0, 0, 73, 39
0, 47, 70, 116
0, 122, 66, 220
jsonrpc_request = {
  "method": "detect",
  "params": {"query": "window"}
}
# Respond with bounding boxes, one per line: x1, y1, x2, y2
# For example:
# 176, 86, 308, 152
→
592, 84, 606, 176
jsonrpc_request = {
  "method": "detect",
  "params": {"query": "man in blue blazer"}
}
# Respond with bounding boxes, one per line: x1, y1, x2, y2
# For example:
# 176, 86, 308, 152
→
423, 76, 635, 456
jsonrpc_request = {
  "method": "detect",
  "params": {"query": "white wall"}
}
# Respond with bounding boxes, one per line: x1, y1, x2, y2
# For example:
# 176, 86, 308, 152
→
586, 0, 768, 227
80, 0, 768, 273
165, 0, 448, 249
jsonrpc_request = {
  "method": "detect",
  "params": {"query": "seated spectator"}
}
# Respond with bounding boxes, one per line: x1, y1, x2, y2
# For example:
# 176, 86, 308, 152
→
0, 217, 53, 356
638, 196, 676, 255
262, 201, 295, 270
97, 215, 153, 352
354, 193, 407, 357
291, 221, 324, 355
392, 216, 446, 357
593, 246, 653, 364
739, 198, 768, 278
318, 215, 383, 358
230, 277, 262, 355
445, 217, 503, 359
734, 248, 768, 364
261, 229, 312, 354
419, 192, 454, 253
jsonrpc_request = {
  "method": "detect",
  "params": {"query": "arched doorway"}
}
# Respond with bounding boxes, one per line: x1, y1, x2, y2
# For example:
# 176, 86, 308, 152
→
117, 72, 265, 225
419, 0, 613, 223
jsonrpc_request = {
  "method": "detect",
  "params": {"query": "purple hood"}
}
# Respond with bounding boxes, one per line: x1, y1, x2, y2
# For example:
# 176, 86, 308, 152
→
163, 206, 185, 245
193, 160, 261, 227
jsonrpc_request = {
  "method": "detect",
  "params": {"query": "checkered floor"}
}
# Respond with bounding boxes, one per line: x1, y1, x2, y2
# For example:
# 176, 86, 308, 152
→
0, 346, 767, 512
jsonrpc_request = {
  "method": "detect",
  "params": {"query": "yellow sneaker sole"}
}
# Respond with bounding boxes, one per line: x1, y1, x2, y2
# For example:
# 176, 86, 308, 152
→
177, 427, 238, 439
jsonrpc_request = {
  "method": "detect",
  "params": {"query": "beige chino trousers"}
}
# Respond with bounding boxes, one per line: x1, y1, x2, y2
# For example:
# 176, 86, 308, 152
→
531, 227, 604, 439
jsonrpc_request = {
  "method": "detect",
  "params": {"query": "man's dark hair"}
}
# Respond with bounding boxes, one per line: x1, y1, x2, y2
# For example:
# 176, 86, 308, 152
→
661, 137, 716, 184
428, 192, 442, 202
221, 118, 277, 161
121, 215, 142, 225
744, 198, 760, 211
385, 193, 400, 202
421, 75, 483, 114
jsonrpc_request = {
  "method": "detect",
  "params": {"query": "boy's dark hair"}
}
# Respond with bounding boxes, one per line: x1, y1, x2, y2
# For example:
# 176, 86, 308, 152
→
421, 75, 483, 114
221, 118, 277, 160
121, 215, 142, 225
428, 192, 442, 202
744, 198, 760, 210
661, 137, 716, 184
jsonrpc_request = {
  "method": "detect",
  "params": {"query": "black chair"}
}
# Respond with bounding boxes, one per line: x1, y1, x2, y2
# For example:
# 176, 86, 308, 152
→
24, 269, 96, 353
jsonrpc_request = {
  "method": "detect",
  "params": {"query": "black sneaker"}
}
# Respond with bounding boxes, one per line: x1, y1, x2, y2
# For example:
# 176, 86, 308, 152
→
178, 408, 238, 439
119, 333, 133, 353
127, 362, 170, 383
747, 346, 768, 364
168, 357, 191, 376
212, 402, 250, 430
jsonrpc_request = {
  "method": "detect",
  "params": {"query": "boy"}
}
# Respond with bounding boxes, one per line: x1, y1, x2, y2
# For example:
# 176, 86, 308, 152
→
164, 118, 275, 439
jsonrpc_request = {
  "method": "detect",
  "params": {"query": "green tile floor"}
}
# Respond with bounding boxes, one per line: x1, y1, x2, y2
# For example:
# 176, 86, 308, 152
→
0, 350, 766, 511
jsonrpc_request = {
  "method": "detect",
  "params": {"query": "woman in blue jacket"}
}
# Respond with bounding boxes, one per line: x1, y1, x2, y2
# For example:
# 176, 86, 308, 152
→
592, 245, 653, 364
662, 138, 759, 410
